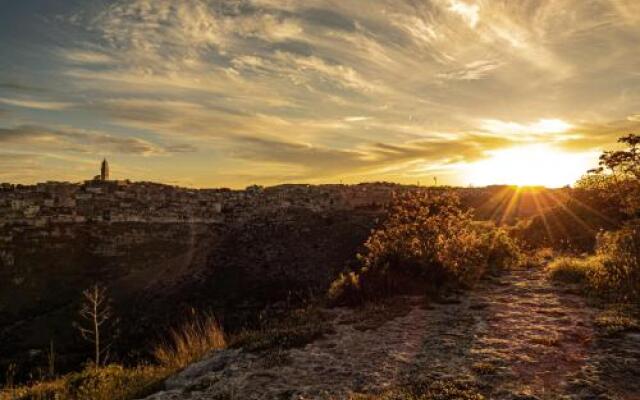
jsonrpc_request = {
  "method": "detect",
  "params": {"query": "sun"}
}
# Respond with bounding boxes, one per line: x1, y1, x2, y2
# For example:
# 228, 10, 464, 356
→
466, 144, 598, 187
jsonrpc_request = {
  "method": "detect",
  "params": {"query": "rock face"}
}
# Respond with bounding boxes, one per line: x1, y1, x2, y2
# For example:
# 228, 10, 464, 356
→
141, 267, 640, 400
0, 207, 378, 379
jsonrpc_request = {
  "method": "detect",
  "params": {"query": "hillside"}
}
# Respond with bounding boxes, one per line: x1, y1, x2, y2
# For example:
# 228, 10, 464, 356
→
142, 265, 640, 400
0, 182, 608, 384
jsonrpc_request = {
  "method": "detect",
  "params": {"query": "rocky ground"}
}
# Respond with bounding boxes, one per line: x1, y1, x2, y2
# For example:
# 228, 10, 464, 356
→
143, 266, 640, 400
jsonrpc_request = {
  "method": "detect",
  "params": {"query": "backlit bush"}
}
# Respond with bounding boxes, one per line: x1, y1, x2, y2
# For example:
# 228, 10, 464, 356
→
329, 192, 522, 305
548, 221, 640, 302
476, 223, 524, 272
590, 222, 640, 301
547, 256, 599, 284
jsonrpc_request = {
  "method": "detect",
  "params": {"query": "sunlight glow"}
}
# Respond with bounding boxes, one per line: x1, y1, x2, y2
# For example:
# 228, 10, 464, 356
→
466, 144, 598, 187
481, 119, 572, 135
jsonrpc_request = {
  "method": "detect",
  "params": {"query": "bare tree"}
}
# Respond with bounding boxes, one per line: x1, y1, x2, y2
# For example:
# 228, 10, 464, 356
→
75, 284, 116, 368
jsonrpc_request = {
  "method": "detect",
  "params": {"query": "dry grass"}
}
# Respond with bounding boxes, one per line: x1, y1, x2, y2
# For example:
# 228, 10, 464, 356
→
153, 313, 226, 370
2, 313, 226, 400
530, 334, 560, 346
594, 308, 640, 335
0, 364, 167, 400
229, 306, 331, 352
547, 256, 599, 284
471, 362, 498, 375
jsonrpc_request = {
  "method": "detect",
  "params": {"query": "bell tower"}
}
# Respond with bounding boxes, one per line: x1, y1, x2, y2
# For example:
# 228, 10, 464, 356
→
100, 158, 109, 181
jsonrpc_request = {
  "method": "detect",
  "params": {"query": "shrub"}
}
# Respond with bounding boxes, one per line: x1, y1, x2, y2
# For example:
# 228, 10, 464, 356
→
547, 256, 599, 284
328, 271, 363, 306
153, 313, 226, 370
329, 192, 522, 305
547, 221, 640, 302
476, 224, 523, 272
589, 222, 640, 301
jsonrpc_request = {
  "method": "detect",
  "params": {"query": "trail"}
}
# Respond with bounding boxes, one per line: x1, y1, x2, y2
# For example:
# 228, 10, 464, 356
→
144, 266, 640, 400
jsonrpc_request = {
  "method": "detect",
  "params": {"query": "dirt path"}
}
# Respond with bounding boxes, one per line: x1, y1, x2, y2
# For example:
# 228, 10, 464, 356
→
144, 266, 640, 400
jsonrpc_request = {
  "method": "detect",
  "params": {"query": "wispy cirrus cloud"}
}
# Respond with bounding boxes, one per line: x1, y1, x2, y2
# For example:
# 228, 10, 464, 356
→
0, 97, 74, 111
0, 125, 196, 155
0, 0, 639, 186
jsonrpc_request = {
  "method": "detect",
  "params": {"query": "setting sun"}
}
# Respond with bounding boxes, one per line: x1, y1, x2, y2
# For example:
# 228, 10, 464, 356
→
466, 144, 598, 187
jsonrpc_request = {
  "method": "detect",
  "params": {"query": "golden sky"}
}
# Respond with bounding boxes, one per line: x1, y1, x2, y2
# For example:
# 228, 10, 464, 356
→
1, 0, 639, 187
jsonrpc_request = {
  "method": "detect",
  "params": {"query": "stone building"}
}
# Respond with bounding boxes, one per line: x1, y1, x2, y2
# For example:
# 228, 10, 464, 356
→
101, 158, 110, 181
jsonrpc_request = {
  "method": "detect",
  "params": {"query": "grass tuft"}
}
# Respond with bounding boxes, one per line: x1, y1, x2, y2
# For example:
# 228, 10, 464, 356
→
547, 256, 598, 284
153, 313, 226, 370
229, 306, 331, 353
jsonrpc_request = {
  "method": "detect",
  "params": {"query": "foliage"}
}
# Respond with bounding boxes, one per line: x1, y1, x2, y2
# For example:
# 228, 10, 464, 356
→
547, 256, 599, 284
475, 223, 524, 272
590, 133, 640, 180
548, 221, 640, 302
229, 306, 329, 352
2, 311, 229, 400
329, 192, 522, 305
153, 312, 226, 370
594, 308, 640, 336
577, 133, 640, 218
589, 222, 640, 301
0, 364, 166, 400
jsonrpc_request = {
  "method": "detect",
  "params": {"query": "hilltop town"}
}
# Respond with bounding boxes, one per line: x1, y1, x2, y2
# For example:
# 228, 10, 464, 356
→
0, 159, 411, 229
0, 160, 570, 384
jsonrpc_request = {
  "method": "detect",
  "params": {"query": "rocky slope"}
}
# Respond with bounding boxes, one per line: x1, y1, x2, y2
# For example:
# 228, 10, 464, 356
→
142, 266, 640, 400
0, 208, 379, 379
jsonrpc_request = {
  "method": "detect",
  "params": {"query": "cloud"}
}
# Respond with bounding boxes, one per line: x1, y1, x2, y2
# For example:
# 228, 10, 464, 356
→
628, 114, 640, 122
229, 131, 514, 180
344, 116, 370, 122
2, 0, 640, 186
0, 125, 196, 155
0, 97, 74, 111
62, 49, 114, 64
437, 60, 502, 81
448, 0, 480, 28
0, 82, 48, 93
0, 153, 53, 183
480, 119, 573, 136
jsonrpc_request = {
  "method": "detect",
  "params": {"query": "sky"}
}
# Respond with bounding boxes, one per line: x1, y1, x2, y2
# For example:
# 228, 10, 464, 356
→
1, 0, 639, 188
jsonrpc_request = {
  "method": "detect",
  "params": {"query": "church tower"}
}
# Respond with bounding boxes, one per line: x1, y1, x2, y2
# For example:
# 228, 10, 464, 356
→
100, 158, 110, 181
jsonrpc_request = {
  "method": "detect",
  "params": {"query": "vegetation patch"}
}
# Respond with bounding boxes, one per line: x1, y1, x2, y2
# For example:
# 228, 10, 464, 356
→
2, 313, 226, 400
1, 364, 167, 400
547, 256, 598, 285
329, 192, 523, 306
229, 306, 332, 353
153, 312, 226, 370
548, 223, 640, 303
594, 308, 640, 336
